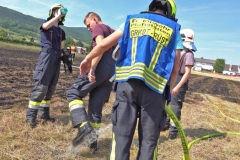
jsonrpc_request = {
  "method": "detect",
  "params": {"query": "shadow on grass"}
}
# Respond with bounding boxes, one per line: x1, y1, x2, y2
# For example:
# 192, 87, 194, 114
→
55, 115, 71, 125
73, 138, 112, 159
160, 127, 225, 144
184, 127, 226, 140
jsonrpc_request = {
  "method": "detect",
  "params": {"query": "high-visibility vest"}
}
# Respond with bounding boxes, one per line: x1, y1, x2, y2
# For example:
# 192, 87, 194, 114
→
71, 45, 76, 54
116, 12, 181, 94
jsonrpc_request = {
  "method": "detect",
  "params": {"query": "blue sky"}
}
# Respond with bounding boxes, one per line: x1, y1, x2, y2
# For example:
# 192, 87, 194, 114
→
1, 0, 240, 65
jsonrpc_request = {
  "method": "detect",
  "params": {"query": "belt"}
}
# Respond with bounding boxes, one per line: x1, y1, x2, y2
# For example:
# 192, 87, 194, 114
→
41, 48, 61, 54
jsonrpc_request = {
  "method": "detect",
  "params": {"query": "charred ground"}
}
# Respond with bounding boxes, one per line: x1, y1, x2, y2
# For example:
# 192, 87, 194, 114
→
0, 48, 240, 160
1, 48, 239, 109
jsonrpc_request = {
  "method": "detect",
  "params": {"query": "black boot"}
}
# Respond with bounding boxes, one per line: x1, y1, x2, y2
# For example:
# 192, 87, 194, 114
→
162, 116, 170, 131
38, 107, 55, 122
72, 122, 93, 147
26, 108, 38, 128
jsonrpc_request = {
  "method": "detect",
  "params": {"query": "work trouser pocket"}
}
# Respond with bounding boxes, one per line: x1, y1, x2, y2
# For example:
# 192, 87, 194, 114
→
111, 101, 119, 125
33, 62, 44, 81
159, 109, 167, 131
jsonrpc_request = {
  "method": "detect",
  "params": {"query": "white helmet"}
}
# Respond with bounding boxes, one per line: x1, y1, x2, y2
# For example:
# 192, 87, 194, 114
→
180, 29, 197, 52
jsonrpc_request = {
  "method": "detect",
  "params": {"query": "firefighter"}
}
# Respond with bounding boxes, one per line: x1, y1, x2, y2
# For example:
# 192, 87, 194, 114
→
26, 4, 66, 128
167, 28, 197, 139
79, 0, 183, 159
61, 47, 72, 73
70, 43, 76, 61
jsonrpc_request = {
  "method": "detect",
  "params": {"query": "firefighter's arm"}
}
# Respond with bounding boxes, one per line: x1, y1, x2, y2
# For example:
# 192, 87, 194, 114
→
42, 9, 64, 30
60, 49, 65, 61
169, 49, 180, 95
80, 29, 123, 76
91, 35, 104, 69
88, 35, 104, 82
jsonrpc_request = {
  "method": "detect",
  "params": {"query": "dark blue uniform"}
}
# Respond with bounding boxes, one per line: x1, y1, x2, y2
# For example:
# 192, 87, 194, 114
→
26, 20, 66, 128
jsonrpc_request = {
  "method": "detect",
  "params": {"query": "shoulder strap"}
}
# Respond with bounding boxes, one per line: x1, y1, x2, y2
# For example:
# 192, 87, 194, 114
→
60, 28, 62, 49
49, 28, 53, 49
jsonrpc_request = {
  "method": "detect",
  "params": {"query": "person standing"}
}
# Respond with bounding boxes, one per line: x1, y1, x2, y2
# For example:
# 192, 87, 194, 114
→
61, 47, 72, 73
167, 28, 197, 139
26, 4, 66, 128
79, 0, 183, 159
66, 12, 115, 151
70, 43, 76, 61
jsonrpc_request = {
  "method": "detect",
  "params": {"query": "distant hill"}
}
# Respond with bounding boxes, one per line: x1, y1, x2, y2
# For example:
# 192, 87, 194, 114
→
0, 6, 91, 45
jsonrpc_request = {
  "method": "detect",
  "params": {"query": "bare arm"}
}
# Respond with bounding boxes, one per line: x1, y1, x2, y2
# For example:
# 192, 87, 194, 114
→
85, 29, 123, 62
170, 49, 181, 94
87, 35, 104, 82
90, 35, 104, 69
80, 29, 123, 76
173, 65, 192, 90
42, 9, 64, 30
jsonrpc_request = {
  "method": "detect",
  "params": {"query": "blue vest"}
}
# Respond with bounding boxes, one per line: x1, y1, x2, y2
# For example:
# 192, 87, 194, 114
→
116, 12, 181, 94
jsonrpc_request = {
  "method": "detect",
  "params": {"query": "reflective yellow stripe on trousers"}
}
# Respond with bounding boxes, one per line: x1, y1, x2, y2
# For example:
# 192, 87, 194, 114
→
68, 99, 84, 112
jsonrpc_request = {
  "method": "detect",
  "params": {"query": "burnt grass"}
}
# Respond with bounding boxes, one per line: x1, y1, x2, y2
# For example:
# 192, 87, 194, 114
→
1, 48, 240, 159
1, 47, 240, 109
0, 48, 83, 109
188, 75, 240, 104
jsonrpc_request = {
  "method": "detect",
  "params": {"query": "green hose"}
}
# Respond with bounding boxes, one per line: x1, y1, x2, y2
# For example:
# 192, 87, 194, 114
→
165, 94, 240, 160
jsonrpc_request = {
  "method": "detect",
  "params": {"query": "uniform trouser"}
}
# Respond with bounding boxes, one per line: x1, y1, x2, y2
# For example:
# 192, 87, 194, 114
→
169, 73, 188, 134
71, 53, 75, 60
66, 62, 115, 128
109, 79, 167, 160
28, 49, 61, 109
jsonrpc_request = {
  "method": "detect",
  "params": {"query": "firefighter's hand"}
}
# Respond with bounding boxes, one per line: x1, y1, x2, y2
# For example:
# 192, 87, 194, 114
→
80, 58, 91, 76
88, 68, 96, 82
57, 9, 64, 18
171, 86, 179, 95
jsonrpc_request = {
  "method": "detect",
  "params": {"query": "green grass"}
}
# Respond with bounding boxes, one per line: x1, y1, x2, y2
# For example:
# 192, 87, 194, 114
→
0, 41, 88, 55
0, 41, 39, 52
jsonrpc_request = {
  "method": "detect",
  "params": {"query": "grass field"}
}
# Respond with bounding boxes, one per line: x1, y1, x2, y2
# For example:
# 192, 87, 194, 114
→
0, 43, 240, 160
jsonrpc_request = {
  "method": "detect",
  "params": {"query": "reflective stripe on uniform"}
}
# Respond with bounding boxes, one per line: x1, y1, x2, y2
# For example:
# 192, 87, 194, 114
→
41, 100, 50, 104
110, 133, 116, 160
40, 104, 50, 107
153, 138, 160, 160
90, 122, 101, 128
28, 100, 41, 109
69, 100, 84, 112
80, 121, 87, 128
116, 62, 167, 93
40, 100, 50, 107
149, 43, 163, 71
131, 37, 138, 65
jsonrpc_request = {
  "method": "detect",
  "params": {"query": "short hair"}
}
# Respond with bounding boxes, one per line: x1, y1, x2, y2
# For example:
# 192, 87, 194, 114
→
84, 12, 102, 24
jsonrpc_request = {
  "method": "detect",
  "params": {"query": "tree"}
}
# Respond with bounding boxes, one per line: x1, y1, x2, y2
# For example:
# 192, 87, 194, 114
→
213, 58, 225, 73
75, 40, 84, 47
63, 36, 74, 48
0, 30, 7, 38
86, 45, 92, 53
30, 37, 34, 42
